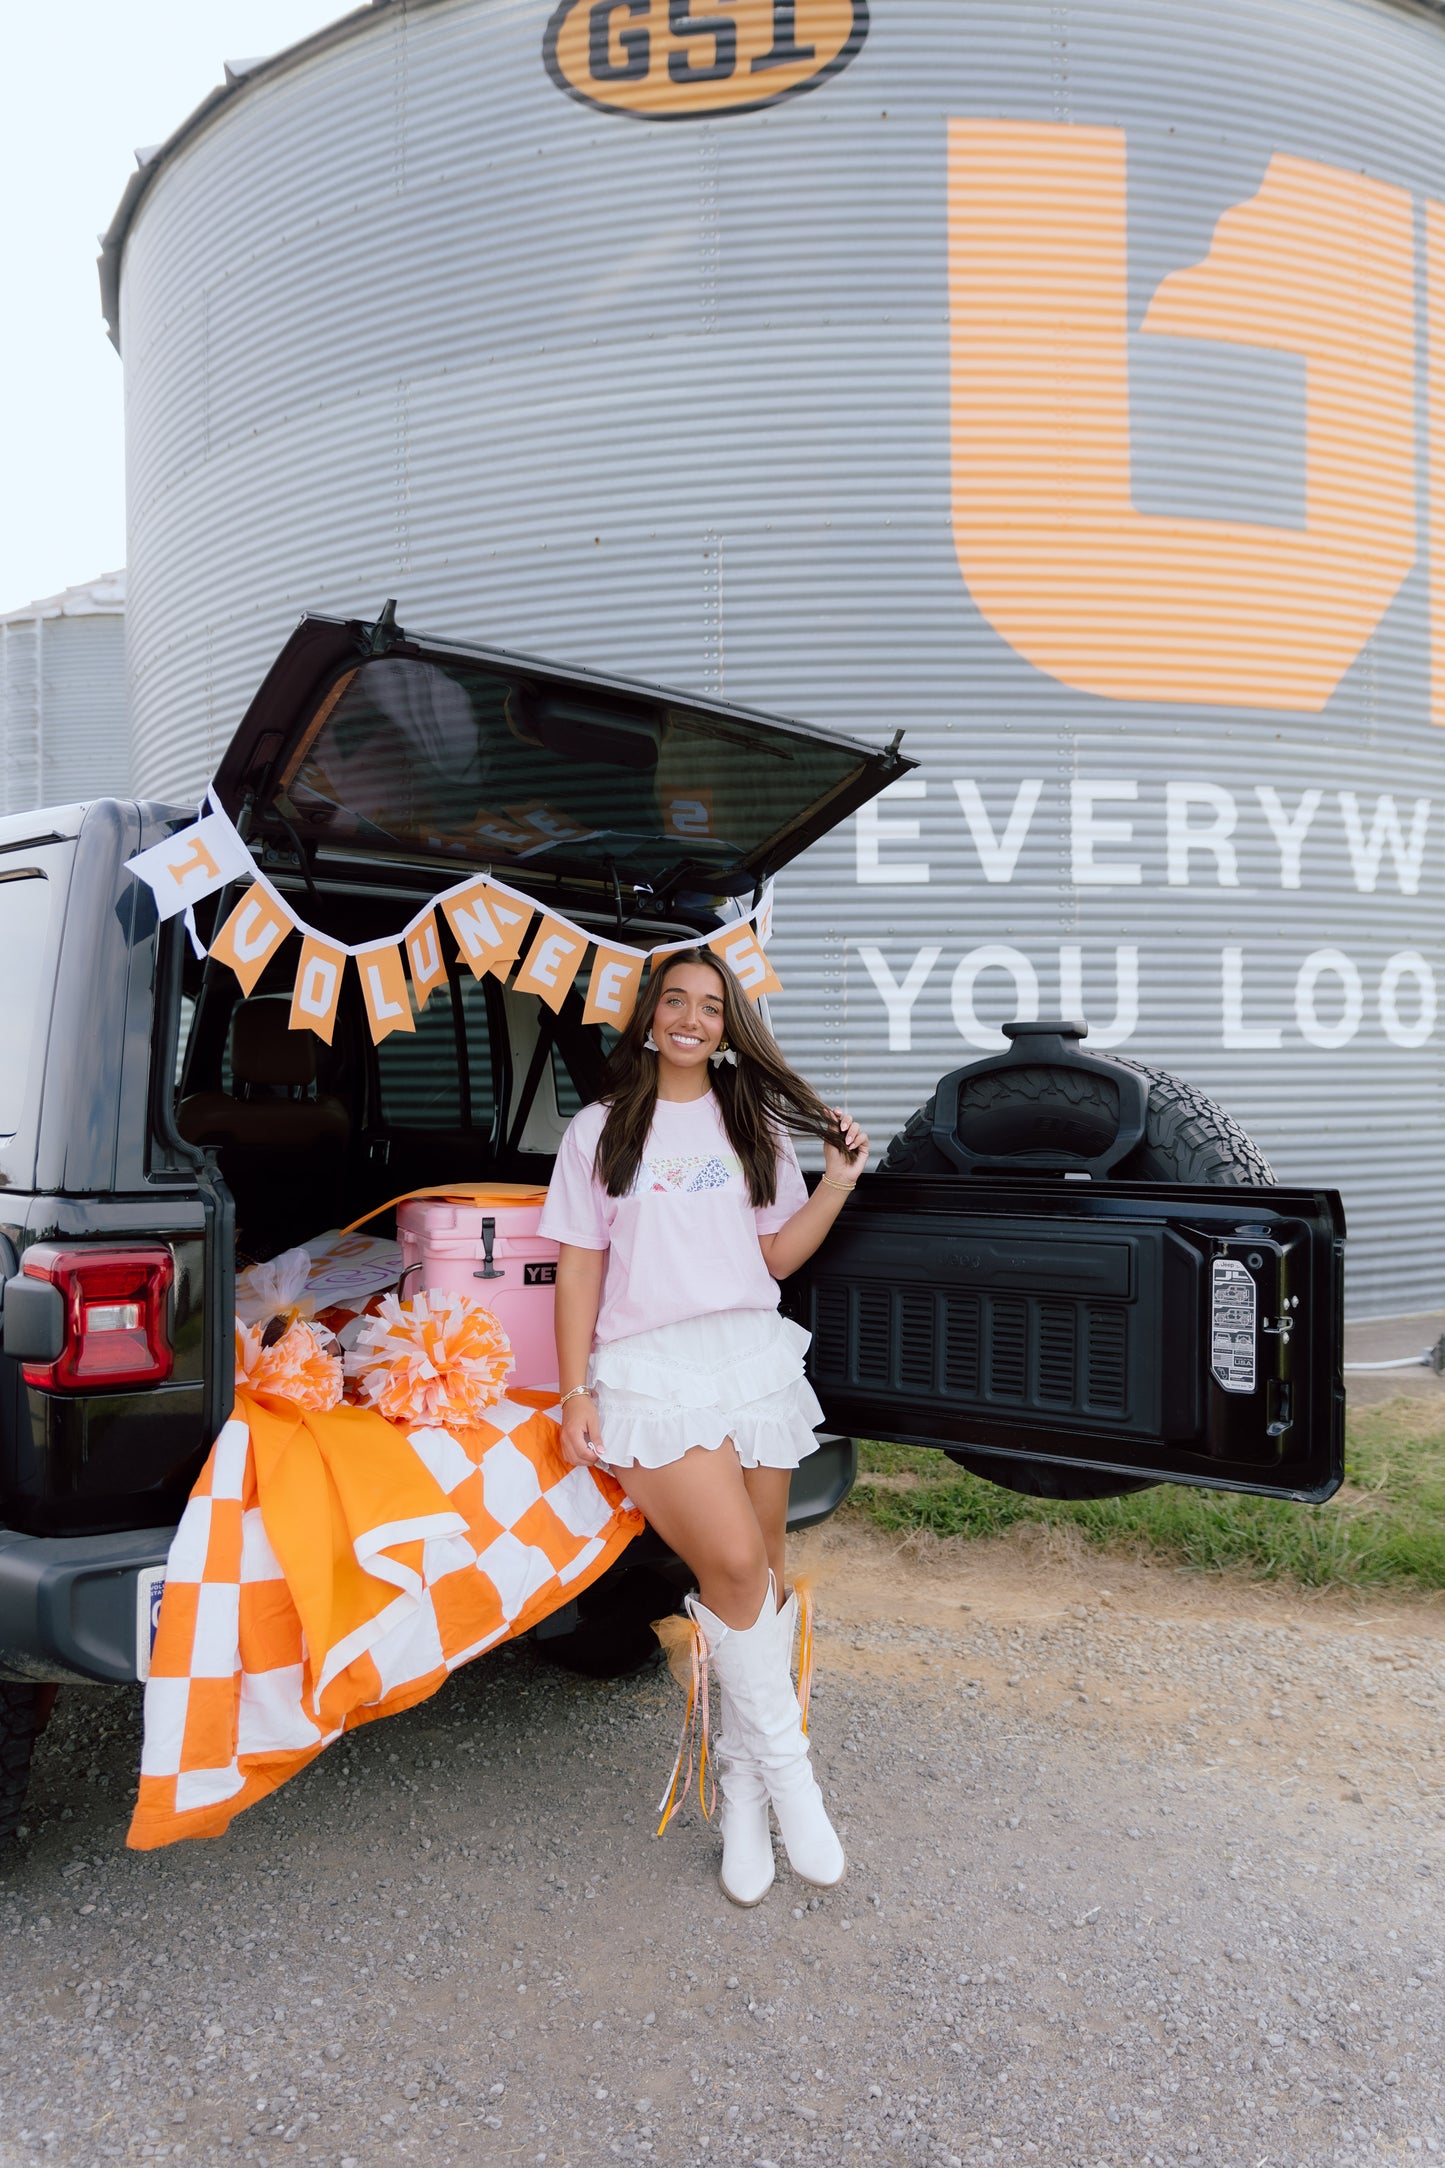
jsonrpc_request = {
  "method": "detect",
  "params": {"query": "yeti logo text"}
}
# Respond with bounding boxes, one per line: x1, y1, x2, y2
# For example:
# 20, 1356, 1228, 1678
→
948, 122, 1429, 715
543, 0, 867, 121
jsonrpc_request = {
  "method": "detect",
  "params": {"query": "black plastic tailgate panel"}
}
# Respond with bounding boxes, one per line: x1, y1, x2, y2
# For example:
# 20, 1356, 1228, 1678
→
788, 1176, 1345, 1503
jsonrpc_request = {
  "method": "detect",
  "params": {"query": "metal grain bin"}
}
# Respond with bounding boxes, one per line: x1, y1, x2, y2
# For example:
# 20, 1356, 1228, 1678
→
103, 0, 1445, 1314
0, 574, 128, 815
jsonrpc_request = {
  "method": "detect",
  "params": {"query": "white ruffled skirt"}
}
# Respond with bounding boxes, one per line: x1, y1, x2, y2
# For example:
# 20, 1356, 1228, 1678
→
587, 1307, 825, 1473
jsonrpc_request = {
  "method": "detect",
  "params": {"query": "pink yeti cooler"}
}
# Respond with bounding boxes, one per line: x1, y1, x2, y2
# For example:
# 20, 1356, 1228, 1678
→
396, 1185, 559, 1391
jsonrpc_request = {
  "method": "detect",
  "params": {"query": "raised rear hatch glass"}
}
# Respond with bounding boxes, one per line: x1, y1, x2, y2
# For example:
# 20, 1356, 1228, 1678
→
212, 612, 914, 904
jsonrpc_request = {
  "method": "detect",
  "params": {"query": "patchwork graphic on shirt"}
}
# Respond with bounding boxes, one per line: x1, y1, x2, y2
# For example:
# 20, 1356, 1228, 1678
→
635, 1150, 742, 1195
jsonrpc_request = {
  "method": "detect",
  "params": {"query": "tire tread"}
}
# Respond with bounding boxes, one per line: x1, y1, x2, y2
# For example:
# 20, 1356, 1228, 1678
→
882, 1059, 1274, 1187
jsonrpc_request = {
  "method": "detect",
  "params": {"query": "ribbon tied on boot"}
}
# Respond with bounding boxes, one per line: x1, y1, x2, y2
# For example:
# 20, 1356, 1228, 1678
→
652, 1611, 716, 1835
652, 1574, 843, 1896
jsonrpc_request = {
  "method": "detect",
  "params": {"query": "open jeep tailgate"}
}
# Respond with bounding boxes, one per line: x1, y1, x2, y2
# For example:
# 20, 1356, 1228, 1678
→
788, 1175, 1346, 1502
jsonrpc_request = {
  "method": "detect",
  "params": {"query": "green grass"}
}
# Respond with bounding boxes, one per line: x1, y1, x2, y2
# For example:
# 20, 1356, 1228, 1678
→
849, 1398, 1445, 1593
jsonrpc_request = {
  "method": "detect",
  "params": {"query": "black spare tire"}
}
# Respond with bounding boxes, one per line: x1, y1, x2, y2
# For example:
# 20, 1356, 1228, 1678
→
883, 1052, 1274, 1500
884, 1055, 1274, 1188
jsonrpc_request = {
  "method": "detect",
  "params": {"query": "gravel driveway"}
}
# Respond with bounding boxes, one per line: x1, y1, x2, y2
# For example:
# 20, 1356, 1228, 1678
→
1, 1520, 1442, 2168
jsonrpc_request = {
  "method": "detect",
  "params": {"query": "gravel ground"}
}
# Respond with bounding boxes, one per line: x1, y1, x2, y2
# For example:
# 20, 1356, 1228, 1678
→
1, 1521, 1442, 2168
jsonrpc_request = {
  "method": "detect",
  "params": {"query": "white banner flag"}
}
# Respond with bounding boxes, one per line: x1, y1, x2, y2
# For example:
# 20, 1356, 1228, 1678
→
125, 811, 255, 921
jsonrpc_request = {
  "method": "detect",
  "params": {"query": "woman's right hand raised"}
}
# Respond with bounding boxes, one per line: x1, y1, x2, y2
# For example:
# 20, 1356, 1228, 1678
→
559, 1391, 605, 1469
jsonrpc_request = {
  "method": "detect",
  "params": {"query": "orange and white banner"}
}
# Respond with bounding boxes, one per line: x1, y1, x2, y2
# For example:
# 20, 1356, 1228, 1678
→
442, 879, 534, 982
508, 801, 595, 846
583, 943, 647, 1027
288, 932, 348, 1045
209, 880, 297, 996
663, 789, 714, 838
355, 938, 416, 1043
470, 809, 536, 853
404, 908, 447, 1010
708, 921, 783, 1000
143, 798, 782, 1035
513, 914, 588, 1013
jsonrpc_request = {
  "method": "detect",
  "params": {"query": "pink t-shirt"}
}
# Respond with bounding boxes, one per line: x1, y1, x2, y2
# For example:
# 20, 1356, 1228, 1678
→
538, 1092, 809, 1345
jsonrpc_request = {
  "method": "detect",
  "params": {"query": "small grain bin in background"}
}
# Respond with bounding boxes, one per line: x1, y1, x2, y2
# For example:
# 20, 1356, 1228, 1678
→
0, 573, 128, 815
99, 0, 1445, 1314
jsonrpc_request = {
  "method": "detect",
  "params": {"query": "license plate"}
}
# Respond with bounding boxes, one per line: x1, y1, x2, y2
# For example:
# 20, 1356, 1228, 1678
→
135, 1566, 166, 1683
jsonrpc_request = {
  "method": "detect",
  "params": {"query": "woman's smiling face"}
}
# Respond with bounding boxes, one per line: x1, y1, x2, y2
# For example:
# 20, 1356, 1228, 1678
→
652, 961, 727, 1075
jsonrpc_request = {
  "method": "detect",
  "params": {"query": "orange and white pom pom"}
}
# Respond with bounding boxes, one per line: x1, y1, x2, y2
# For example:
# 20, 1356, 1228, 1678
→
344, 1291, 513, 1428
235, 1318, 343, 1411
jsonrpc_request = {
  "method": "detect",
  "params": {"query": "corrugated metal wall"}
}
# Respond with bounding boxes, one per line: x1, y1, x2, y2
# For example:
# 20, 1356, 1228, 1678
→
0, 618, 42, 817
114, 0, 1445, 1315
0, 597, 128, 816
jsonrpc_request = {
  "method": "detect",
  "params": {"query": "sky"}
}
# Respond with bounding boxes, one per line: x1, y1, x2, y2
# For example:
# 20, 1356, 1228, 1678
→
0, 1, 351, 616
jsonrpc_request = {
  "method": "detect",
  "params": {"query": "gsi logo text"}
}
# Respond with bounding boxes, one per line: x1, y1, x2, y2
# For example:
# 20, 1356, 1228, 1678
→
543, 0, 868, 122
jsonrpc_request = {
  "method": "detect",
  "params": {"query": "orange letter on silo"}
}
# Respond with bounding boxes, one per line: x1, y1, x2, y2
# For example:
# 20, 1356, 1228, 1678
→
947, 122, 1415, 711
1425, 199, 1445, 726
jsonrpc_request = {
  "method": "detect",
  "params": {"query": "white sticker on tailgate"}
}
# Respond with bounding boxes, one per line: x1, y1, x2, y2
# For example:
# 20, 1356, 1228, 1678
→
1211, 1257, 1257, 1394
135, 1566, 167, 1683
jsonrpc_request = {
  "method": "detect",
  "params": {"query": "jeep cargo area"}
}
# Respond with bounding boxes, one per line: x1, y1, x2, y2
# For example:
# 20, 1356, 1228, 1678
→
0, 613, 912, 1701
0, 609, 1346, 1839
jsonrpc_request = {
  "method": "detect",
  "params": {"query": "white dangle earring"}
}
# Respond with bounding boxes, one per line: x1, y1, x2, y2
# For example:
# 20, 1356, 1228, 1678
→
643, 1031, 658, 1052
709, 1040, 739, 1069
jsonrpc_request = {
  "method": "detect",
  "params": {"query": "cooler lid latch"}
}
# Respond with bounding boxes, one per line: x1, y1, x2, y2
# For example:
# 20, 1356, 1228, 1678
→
474, 1215, 504, 1281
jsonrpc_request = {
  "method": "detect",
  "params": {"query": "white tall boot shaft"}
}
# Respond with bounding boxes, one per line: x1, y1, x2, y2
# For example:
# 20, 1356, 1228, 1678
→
688, 1587, 776, 1907
694, 1579, 845, 1891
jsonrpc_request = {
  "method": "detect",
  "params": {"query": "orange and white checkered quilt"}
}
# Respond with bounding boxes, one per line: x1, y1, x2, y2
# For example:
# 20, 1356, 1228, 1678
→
127, 1386, 642, 1849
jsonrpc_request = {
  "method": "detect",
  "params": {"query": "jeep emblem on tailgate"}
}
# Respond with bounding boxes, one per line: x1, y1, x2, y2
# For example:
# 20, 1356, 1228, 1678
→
543, 0, 868, 122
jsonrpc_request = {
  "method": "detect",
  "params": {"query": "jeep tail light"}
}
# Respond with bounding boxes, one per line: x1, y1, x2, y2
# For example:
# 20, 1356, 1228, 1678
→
21, 1245, 174, 1391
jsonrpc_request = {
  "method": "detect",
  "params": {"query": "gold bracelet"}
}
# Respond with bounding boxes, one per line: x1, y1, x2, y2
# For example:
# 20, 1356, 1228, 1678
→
820, 1176, 857, 1195
559, 1385, 594, 1406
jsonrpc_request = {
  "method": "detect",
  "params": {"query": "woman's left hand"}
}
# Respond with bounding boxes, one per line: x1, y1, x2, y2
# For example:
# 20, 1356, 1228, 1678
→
823, 1109, 869, 1187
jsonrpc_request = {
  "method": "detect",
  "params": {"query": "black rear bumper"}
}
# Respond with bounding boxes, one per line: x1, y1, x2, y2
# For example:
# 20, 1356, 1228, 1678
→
786, 1432, 857, 1528
0, 1437, 857, 1687
0, 1525, 173, 1684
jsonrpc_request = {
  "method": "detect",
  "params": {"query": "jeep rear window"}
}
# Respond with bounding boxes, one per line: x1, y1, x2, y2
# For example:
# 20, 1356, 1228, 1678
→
279, 655, 869, 891
0, 873, 50, 1133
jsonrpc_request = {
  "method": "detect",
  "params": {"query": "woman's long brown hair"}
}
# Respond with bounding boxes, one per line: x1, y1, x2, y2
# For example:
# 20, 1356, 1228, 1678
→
593, 949, 844, 1205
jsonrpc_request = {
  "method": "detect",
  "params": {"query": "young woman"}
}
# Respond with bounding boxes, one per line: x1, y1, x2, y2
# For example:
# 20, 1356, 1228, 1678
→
538, 950, 868, 1907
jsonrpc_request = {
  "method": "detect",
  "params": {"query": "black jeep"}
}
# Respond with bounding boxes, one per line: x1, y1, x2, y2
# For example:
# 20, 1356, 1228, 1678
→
0, 609, 1345, 1839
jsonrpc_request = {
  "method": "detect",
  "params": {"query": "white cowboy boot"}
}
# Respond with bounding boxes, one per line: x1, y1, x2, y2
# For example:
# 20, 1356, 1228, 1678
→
754, 1586, 845, 1889
687, 1587, 776, 1907
697, 1577, 845, 1891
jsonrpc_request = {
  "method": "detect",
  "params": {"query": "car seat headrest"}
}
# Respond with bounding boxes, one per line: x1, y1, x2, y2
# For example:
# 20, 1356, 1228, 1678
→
230, 996, 317, 1090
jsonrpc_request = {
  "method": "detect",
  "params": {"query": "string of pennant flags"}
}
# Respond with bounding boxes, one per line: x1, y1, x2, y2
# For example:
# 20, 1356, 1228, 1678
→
126, 792, 780, 1048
